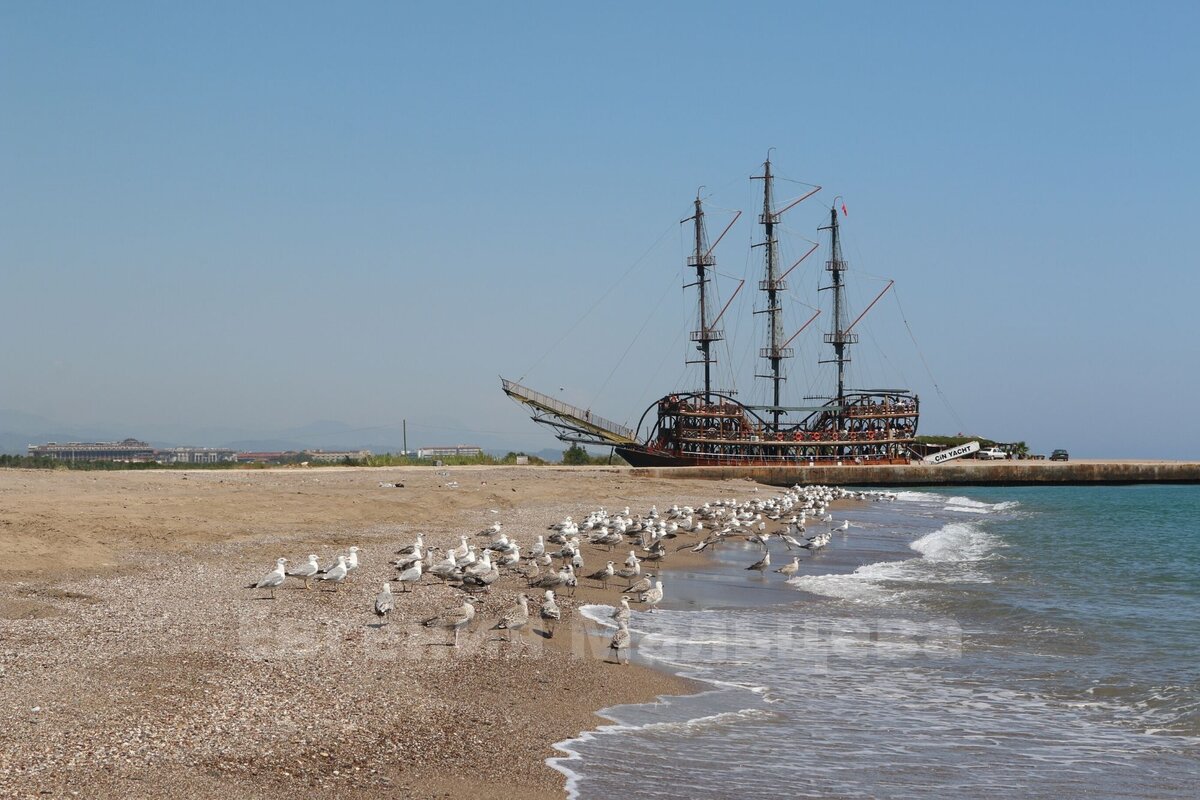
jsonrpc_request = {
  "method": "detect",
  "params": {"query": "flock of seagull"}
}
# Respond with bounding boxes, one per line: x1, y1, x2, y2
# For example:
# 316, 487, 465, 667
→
248, 484, 897, 663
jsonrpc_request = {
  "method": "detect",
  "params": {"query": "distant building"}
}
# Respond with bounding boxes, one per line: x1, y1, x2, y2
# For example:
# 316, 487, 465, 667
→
417, 445, 483, 459
165, 447, 238, 464
28, 438, 156, 463
304, 449, 372, 463
236, 451, 296, 464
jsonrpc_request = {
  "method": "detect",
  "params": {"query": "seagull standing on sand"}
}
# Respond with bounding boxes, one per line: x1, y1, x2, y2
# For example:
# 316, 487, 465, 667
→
587, 561, 615, 589
250, 558, 287, 599
493, 593, 531, 642
423, 596, 478, 647
623, 574, 653, 596
396, 559, 423, 592
319, 555, 349, 591
345, 546, 360, 573
286, 554, 320, 590
374, 582, 394, 624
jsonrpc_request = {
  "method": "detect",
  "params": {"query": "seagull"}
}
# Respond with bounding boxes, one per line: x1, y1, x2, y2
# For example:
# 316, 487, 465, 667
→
344, 546, 361, 572
623, 574, 653, 596
641, 578, 664, 611
611, 596, 631, 627
249, 558, 287, 599
429, 553, 461, 582
587, 561, 615, 589
774, 556, 800, 577
286, 554, 320, 589
374, 582, 394, 624
615, 559, 641, 582
609, 622, 631, 665
319, 556, 349, 591
493, 593, 530, 642
423, 596, 478, 647
396, 559, 423, 592
747, 551, 771, 571
394, 546, 423, 571
540, 590, 561, 638
396, 534, 424, 555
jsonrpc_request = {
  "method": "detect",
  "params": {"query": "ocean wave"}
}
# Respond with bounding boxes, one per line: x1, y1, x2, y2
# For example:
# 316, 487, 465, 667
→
910, 522, 1003, 562
943, 496, 1021, 514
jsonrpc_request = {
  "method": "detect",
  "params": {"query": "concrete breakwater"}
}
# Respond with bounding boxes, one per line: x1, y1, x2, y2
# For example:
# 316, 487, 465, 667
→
629, 460, 1200, 486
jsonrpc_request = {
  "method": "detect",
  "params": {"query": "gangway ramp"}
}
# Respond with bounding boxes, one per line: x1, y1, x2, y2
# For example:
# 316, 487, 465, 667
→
500, 378, 638, 446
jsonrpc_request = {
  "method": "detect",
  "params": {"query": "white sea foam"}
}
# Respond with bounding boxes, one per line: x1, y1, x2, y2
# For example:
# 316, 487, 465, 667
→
943, 496, 1021, 514
790, 522, 1002, 603
909, 522, 1002, 562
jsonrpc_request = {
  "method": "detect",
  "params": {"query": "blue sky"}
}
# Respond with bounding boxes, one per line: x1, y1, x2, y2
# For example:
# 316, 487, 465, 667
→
2, 2, 1197, 458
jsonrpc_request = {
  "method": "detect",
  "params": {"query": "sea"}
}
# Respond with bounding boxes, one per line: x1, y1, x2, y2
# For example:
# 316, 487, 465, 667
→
560, 485, 1200, 799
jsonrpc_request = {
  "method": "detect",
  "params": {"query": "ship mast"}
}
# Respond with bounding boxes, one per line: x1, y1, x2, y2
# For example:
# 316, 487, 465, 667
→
752, 158, 790, 430
820, 204, 858, 424
684, 195, 723, 403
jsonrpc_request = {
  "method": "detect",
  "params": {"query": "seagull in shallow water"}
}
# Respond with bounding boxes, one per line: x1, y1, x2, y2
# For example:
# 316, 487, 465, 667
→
373, 582, 394, 624
774, 556, 800, 577
250, 558, 287, 599
423, 596, 478, 647
747, 551, 771, 572
611, 597, 631, 627
540, 590, 561, 637
609, 622, 631, 665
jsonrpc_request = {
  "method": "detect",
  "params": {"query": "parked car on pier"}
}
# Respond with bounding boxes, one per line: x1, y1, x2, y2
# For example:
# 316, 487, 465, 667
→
977, 447, 1007, 460
1050, 449, 1070, 461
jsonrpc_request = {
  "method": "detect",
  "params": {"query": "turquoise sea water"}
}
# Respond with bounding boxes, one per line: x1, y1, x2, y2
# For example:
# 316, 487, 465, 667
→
561, 485, 1200, 799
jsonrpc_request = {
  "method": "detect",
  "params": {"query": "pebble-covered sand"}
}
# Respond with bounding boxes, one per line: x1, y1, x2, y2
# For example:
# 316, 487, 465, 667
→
0, 466, 752, 799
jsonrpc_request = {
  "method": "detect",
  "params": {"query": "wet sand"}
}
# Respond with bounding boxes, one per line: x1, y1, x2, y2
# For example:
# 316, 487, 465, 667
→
0, 465, 774, 799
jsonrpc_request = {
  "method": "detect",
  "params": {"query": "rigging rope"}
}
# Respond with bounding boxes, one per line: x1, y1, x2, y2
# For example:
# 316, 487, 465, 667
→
892, 288, 967, 433
518, 219, 677, 383
589, 269, 679, 409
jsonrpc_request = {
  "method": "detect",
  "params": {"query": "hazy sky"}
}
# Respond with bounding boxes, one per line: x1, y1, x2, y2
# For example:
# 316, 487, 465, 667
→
2, 2, 1197, 458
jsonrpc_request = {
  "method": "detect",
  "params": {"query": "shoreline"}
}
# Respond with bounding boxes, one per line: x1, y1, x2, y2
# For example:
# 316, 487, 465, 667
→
0, 465, 746, 798
631, 459, 1200, 486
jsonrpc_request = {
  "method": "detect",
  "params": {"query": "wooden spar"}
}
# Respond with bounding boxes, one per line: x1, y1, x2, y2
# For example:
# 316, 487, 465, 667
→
778, 242, 820, 283
845, 280, 895, 334
773, 186, 822, 218
781, 309, 822, 349
704, 210, 742, 259
709, 279, 745, 328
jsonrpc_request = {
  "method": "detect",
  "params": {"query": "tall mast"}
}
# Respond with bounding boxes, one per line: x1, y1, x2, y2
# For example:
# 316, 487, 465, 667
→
685, 195, 722, 403
752, 158, 790, 430
821, 205, 857, 419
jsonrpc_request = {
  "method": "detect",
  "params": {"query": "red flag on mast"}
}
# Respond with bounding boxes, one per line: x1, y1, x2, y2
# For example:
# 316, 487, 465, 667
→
841, 202, 848, 216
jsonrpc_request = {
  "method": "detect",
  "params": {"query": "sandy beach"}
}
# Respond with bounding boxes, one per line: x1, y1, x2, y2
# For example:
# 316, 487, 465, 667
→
0, 465, 764, 799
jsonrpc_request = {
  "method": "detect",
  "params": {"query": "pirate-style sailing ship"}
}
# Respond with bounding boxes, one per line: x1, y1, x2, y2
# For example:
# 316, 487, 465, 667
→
502, 158, 919, 467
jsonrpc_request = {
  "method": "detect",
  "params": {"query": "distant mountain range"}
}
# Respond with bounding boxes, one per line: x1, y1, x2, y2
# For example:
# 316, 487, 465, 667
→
0, 409, 567, 462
